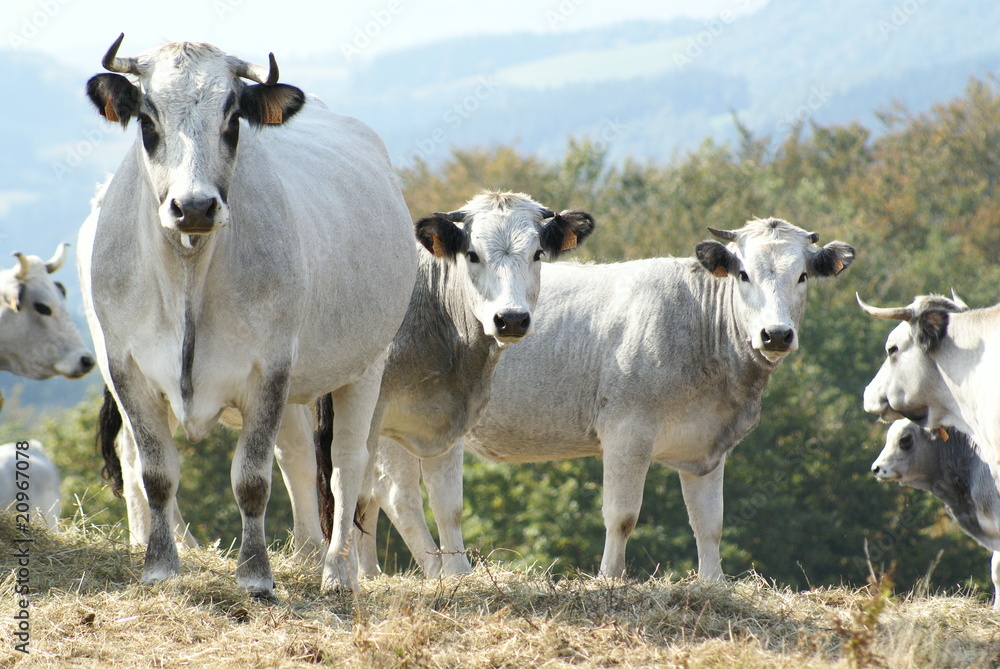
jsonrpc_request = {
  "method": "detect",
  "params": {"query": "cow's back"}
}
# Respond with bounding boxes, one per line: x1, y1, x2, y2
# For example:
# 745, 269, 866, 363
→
467, 257, 756, 469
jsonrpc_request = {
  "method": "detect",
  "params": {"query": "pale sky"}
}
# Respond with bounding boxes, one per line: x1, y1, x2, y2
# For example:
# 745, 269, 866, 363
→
2, 0, 767, 71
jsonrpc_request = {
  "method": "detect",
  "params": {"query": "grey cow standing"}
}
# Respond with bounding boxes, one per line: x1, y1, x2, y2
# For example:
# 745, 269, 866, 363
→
80, 35, 416, 595
314, 191, 595, 577
872, 419, 1000, 608
360, 218, 856, 579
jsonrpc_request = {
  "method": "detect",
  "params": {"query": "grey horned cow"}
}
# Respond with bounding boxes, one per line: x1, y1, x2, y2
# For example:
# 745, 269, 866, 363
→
363, 218, 855, 579
79, 34, 416, 594
313, 191, 595, 577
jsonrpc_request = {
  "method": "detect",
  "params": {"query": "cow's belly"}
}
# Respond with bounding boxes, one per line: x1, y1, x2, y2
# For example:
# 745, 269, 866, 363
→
465, 427, 602, 463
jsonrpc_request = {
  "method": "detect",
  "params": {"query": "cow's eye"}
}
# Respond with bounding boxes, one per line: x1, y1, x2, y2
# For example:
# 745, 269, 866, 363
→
34, 302, 52, 316
738, 270, 750, 283
898, 434, 914, 451
533, 249, 544, 262
467, 251, 480, 264
222, 114, 240, 151
137, 113, 159, 153
798, 272, 808, 284
887, 345, 898, 357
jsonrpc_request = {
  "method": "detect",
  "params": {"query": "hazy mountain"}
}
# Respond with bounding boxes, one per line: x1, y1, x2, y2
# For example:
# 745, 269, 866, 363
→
3, 0, 999, 409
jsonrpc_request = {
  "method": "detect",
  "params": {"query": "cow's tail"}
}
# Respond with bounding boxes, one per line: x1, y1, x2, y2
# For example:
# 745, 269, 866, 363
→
314, 392, 367, 541
96, 385, 125, 497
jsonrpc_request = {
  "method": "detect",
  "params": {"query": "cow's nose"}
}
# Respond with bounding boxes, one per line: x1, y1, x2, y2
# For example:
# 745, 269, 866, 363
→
79, 353, 95, 374
761, 326, 795, 351
494, 310, 530, 338
871, 464, 880, 474
172, 196, 220, 232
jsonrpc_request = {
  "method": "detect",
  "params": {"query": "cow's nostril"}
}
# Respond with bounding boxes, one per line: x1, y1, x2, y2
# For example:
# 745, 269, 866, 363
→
519, 314, 531, 331
170, 199, 183, 217
783, 329, 794, 345
760, 328, 771, 344
493, 313, 507, 332
206, 198, 217, 220
80, 354, 95, 372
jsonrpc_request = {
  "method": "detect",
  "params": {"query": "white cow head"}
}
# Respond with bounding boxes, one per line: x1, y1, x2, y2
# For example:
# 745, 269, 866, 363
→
85, 34, 305, 242
0, 244, 95, 380
871, 419, 945, 487
858, 293, 968, 428
414, 191, 594, 345
695, 218, 855, 363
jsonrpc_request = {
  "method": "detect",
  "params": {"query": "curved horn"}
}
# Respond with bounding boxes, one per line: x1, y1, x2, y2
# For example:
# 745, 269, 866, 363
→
45, 243, 69, 274
12, 253, 30, 281
807, 232, 820, 244
539, 208, 556, 219
234, 52, 279, 85
707, 227, 738, 242
102, 33, 141, 76
950, 288, 970, 311
856, 293, 913, 321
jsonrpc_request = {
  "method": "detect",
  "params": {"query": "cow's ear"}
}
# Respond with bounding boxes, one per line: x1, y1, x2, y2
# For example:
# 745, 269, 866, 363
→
540, 210, 595, 259
86, 73, 139, 127
695, 240, 739, 278
810, 241, 856, 278
915, 307, 949, 352
414, 213, 468, 259
240, 83, 306, 127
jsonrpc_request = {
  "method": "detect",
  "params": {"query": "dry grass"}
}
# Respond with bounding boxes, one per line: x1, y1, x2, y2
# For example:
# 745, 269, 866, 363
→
2, 514, 1000, 668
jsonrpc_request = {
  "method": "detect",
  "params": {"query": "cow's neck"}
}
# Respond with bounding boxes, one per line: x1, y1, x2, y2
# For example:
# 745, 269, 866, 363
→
931, 434, 996, 543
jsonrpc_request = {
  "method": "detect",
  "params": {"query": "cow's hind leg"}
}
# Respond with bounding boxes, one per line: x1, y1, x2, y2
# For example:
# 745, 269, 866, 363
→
678, 460, 725, 582
274, 403, 324, 563
231, 370, 289, 597
321, 358, 385, 592
598, 425, 654, 578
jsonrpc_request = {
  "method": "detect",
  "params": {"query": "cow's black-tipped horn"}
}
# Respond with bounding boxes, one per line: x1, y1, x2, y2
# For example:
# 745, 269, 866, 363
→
539, 208, 556, 219
442, 211, 466, 223
707, 227, 738, 242
102, 33, 141, 76
807, 232, 820, 243
12, 252, 30, 281
45, 243, 69, 274
234, 52, 279, 85
856, 293, 913, 321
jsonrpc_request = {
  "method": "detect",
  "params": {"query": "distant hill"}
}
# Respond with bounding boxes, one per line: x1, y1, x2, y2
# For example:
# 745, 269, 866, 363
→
2, 0, 999, 409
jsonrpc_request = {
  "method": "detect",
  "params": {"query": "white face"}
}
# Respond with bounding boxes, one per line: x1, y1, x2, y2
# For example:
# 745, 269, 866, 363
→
863, 322, 957, 428
459, 208, 546, 345
136, 52, 237, 236
0, 263, 94, 380
871, 419, 933, 485
731, 235, 811, 363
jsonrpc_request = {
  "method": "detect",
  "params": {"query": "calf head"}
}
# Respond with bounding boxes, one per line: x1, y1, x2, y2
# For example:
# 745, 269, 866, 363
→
86, 34, 305, 242
871, 419, 943, 487
0, 244, 95, 380
415, 191, 594, 345
695, 218, 855, 363
858, 293, 967, 429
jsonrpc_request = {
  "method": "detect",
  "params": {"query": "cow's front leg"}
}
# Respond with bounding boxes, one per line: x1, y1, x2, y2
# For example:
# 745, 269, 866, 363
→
991, 551, 1000, 610
374, 437, 443, 577
598, 424, 654, 579
232, 369, 289, 597
321, 358, 385, 592
678, 460, 725, 582
274, 403, 324, 563
422, 443, 471, 576
112, 380, 181, 584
